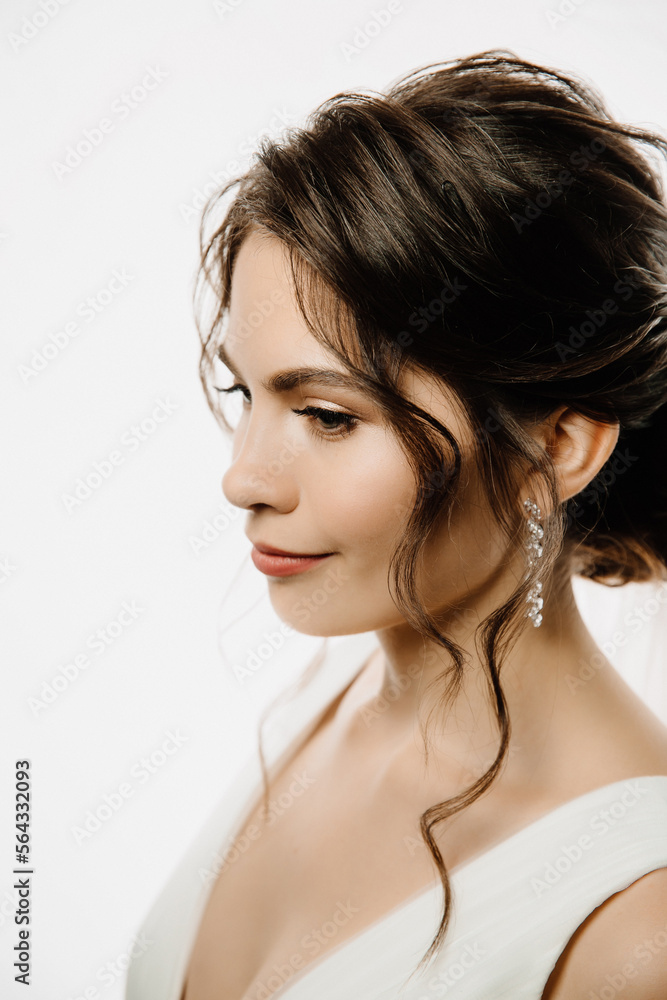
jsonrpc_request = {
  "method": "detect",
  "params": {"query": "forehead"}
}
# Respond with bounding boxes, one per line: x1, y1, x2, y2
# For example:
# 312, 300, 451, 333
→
232, 228, 290, 294
226, 231, 333, 365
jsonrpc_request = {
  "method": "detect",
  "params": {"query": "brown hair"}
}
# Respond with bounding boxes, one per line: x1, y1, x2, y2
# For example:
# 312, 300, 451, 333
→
194, 50, 667, 978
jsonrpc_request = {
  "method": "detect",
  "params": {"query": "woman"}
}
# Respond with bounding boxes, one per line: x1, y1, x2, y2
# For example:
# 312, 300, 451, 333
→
125, 50, 667, 999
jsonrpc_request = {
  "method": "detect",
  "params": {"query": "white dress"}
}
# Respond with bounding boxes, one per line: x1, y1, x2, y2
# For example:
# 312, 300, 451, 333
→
123, 632, 667, 1000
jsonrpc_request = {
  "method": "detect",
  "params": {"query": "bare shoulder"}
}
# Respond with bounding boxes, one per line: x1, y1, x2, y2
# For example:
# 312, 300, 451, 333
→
541, 867, 667, 999
538, 662, 667, 996
573, 660, 667, 780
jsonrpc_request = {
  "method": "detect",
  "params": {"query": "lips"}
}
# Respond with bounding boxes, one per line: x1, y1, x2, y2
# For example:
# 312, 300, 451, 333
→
252, 541, 332, 558
249, 540, 335, 578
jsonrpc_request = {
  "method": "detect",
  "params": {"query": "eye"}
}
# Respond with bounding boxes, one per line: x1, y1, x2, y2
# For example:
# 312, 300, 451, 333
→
214, 384, 358, 439
292, 405, 358, 438
216, 382, 251, 404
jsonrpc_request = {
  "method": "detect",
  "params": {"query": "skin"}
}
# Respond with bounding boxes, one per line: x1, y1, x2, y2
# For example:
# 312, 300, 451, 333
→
217, 228, 667, 998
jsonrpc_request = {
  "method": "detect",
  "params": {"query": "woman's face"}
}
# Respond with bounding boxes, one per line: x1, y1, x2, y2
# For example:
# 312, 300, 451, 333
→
220, 230, 522, 638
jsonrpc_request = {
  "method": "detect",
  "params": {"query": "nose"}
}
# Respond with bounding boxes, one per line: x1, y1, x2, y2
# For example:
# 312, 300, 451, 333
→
221, 415, 299, 511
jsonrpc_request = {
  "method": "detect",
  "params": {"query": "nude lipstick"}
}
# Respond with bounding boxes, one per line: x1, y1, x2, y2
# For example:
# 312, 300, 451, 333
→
250, 543, 334, 578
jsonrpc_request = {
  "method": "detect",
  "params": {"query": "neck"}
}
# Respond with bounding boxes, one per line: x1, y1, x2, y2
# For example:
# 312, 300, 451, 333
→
339, 572, 610, 790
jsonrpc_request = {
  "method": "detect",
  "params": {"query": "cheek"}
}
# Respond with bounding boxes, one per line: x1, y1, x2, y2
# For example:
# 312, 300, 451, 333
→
313, 427, 416, 556
417, 472, 514, 609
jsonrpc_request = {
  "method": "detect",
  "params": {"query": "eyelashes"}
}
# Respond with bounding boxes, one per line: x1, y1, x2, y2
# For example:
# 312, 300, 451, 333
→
292, 404, 358, 438
214, 383, 359, 440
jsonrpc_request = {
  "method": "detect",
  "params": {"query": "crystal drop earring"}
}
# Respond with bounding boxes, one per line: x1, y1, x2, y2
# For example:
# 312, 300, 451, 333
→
523, 497, 544, 628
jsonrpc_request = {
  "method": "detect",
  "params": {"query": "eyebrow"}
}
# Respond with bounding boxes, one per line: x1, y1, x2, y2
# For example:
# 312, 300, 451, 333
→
216, 342, 354, 394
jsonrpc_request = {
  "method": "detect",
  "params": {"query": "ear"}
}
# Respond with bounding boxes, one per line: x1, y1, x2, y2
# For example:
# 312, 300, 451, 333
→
528, 405, 620, 509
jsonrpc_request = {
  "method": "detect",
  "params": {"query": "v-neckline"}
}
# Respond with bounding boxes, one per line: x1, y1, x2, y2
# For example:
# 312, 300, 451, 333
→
265, 774, 667, 1000
178, 641, 375, 1000
177, 638, 667, 1000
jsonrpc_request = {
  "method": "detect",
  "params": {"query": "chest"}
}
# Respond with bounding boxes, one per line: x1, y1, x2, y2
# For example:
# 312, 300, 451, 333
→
179, 722, 442, 1000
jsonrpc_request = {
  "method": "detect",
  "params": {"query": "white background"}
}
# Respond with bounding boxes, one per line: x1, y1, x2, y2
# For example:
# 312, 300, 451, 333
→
2, 0, 667, 997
